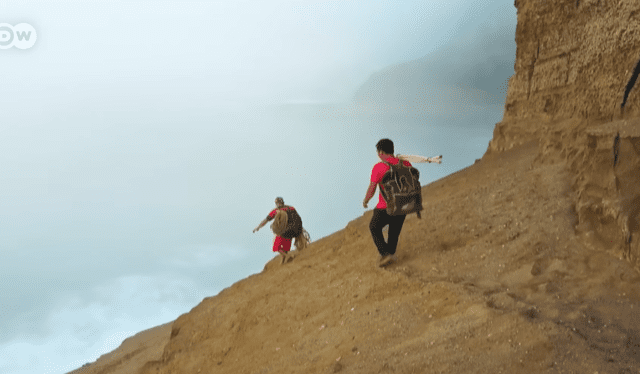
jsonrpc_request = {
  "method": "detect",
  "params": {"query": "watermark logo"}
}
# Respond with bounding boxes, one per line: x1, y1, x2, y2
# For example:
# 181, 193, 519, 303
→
0, 23, 37, 49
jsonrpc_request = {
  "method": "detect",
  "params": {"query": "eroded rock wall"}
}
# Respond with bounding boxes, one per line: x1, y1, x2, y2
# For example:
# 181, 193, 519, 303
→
570, 122, 640, 265
488, 0, 640, 266
509, 0, 640, 122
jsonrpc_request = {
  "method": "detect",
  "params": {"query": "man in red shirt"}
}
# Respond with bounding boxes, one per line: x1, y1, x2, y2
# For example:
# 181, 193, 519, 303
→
253, 197, 299, 264
363, 139, 412, 267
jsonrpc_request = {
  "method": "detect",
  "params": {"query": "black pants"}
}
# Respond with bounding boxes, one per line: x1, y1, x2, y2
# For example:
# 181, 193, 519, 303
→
369, 208, 406, 256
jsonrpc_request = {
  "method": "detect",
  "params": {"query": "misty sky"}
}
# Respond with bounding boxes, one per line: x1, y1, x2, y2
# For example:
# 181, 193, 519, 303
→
0, 1, 517, 373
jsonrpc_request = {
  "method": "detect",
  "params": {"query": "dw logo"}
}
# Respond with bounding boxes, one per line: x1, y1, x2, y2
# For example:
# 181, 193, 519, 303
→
0, 23, 37, 49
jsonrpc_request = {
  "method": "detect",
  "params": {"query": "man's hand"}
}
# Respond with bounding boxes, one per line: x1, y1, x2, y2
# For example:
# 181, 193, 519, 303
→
364, 181, 377, 209
254, 219, 268, 233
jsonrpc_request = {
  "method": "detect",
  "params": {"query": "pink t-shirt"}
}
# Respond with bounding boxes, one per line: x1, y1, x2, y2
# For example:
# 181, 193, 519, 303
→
370, 156, 412, 209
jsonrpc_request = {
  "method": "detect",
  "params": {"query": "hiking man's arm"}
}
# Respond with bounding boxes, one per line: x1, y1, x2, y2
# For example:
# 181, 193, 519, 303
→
253, 218, 269, 233
363, 181, 377, 208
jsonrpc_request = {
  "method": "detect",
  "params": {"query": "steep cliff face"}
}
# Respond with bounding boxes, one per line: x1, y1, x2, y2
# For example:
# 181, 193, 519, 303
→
566, 121, 640, 266
488, 0, 640, 269
497, 0, 640, 127
489, 0, 640, 150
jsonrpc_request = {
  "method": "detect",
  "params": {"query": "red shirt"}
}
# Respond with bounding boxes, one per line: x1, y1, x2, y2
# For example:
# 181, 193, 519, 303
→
267, 206, 295, 220
370, 156, 412, 209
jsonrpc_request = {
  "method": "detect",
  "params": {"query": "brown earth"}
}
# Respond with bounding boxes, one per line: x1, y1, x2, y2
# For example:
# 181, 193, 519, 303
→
69, 1, 640, 373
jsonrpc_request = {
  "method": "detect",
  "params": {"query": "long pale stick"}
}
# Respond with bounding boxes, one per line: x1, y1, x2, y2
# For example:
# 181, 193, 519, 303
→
397, 154, 442, 164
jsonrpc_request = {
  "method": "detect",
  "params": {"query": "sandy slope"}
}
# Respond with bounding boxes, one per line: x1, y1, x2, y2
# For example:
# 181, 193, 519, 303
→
70, 139, 640, 374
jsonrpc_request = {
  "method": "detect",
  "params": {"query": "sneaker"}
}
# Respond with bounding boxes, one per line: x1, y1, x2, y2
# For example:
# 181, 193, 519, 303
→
285, 253, 294, 263
379, 255, 393, 267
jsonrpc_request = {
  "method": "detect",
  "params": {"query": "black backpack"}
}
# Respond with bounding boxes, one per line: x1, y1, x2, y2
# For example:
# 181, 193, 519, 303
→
279, 206, 303, 239
379, 160, 423, 218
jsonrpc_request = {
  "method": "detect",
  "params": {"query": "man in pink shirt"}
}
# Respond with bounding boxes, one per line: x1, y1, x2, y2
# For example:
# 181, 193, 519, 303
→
253, 197, 301, 263
363, 139, 412, 267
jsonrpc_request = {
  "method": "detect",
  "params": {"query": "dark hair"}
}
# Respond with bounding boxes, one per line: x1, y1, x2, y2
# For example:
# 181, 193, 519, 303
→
275, 197, 284, 204
376, 139, 394, 155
